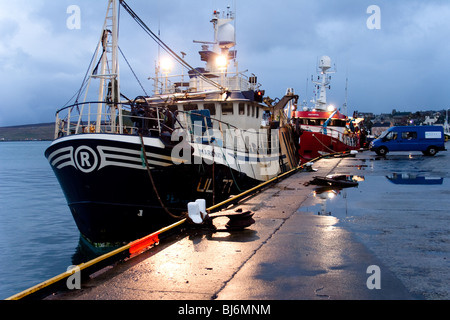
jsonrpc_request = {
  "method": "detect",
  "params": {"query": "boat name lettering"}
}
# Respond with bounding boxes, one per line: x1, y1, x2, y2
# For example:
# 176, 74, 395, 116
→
196, 178, 234, 194
201, 149, 214, 156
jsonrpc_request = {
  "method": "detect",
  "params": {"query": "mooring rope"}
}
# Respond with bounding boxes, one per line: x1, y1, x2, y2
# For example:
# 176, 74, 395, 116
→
312, 133, 336, 153
138, 133, 187, 220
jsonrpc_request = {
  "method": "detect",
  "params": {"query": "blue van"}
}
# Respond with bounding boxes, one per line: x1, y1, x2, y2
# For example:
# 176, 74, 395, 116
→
370, 126, 446, 156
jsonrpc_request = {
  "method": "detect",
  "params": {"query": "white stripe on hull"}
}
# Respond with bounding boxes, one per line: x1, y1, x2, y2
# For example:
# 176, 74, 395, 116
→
47, 134, 282, 180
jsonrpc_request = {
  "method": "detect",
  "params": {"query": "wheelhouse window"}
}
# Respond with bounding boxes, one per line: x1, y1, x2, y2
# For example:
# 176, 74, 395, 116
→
183, 104, 198, 111
305, 119, 320, 126
239, 103, 245, 115
204, 103, 216, 116
247, 104, 255, 117
167, 105, 178, 113
221, 102, 233, 115
330, 120, 346, 127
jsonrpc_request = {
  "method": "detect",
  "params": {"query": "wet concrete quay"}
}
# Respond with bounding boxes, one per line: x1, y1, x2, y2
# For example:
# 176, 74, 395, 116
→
46, 148, 449, 300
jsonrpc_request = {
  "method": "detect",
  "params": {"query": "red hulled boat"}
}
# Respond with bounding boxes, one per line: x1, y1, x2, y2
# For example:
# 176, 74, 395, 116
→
291, 56, 361, 163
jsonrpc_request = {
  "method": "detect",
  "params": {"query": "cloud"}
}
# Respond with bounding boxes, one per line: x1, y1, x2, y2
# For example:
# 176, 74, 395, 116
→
0, 1, 102, 125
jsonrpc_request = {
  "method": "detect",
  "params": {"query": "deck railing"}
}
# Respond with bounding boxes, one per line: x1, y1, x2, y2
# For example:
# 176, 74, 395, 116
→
298, 124, 359, 148
53, 101, 279, 155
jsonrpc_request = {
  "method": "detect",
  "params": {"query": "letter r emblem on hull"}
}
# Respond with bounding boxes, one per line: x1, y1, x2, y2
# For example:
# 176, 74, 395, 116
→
74, 146, 99, 173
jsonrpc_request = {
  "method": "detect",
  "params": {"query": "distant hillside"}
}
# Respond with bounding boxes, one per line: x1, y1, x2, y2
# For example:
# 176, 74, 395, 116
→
0, 123, 55, 141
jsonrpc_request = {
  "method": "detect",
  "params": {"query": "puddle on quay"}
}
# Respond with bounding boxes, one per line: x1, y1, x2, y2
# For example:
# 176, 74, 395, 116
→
298, 172, 446, 221
385, 173, 444, 185
298, 175, 365, 219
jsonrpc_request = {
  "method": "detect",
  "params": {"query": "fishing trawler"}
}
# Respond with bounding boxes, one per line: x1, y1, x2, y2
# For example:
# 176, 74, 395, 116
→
44, 0, 298, 246
292, 56, 361, 163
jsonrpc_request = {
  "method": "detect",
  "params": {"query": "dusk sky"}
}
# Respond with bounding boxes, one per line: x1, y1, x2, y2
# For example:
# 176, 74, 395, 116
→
1, 0, 450, 126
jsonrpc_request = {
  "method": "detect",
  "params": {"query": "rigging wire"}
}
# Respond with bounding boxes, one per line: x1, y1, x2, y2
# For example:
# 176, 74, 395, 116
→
61, 43, 100, 109
58, 40, 101, 116
118, 46, 149, 96
119, 0, 226, 92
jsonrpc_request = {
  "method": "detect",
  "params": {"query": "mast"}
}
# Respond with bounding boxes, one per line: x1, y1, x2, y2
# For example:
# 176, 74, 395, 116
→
88, 0, 121, 133
112, 0, 121, 133
311, 56, 335, 111
193, 7, 236, 89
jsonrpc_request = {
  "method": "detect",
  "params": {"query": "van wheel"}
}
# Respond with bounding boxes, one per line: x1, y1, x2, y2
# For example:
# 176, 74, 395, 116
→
425, 147, 438, 156
376, 147, 388, 156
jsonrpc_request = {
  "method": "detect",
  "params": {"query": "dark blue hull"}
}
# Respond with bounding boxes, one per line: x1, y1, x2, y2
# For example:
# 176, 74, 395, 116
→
45, 134, 260, 246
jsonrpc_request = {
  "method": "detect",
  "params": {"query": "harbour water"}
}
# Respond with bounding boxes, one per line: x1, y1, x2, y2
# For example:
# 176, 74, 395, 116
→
0, 141, 80, 299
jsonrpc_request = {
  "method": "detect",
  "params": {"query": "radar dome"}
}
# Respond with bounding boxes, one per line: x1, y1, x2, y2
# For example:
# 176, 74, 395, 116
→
319, 56, 332, 70
218, 22, 235, 49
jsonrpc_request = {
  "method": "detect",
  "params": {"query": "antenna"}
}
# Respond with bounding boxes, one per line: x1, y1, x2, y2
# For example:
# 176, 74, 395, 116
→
343, 77, 348, 117
304, 76, 309, 109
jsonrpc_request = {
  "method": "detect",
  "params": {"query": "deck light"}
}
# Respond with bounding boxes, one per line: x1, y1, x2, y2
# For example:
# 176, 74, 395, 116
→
216, 54, 228, 69
160, 57, 173, 73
